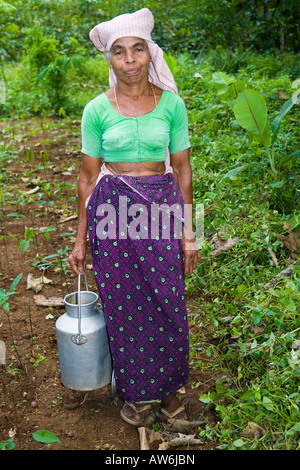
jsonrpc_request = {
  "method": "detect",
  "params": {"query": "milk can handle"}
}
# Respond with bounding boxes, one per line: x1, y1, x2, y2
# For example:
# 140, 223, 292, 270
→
73, 272, 88, 345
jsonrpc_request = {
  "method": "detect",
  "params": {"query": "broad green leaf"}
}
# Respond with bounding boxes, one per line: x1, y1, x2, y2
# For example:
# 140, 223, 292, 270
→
0, 2, 16, 13
8, 273, 22, 294
212, 71, 235, 96
286, 422, 300, 435
262, 397, 274, 410
20, 239, 30, 252
252, 311, 262, 325
247, 120, 271, 147
218, 164, 251, 185
6, 212, 25, 218
214, 80, 246, 109
289, 150, 300, 158
287, 213, 300, 230
292, 79, 300, 89
223, 81, 246, 109
199, 397, 211, 404
233, 439, 246, 447
271, 88, 300, 144
32, 430, 61, 444
234, 89, 268, 137
269, 180, 284, 188
0, 438, 15, 450
237, 284, 247, 293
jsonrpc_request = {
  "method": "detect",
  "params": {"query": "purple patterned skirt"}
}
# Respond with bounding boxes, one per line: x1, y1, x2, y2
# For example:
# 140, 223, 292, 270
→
87, 172, 189, 403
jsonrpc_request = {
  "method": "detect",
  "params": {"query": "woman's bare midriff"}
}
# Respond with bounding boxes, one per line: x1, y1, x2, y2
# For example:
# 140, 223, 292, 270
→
105, 160, 166, 177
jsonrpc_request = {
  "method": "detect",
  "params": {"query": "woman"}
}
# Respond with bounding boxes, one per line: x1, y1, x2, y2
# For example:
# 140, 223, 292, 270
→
68, 8, 201, 426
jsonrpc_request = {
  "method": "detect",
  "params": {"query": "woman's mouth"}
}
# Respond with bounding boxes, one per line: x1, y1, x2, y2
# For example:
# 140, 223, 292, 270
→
124, 68, 140, 76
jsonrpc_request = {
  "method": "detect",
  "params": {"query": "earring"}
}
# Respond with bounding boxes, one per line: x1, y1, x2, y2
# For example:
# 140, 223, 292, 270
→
110, 65, 113, 69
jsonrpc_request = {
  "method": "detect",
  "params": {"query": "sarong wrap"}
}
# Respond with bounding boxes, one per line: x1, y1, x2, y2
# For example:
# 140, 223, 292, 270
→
87, 172, 189, 403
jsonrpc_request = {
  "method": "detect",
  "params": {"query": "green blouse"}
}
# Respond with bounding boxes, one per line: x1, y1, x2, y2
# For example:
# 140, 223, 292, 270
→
81, 90, 190, 162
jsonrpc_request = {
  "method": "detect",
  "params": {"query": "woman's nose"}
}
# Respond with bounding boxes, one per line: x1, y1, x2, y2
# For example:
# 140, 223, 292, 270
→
125, 51, 135, 63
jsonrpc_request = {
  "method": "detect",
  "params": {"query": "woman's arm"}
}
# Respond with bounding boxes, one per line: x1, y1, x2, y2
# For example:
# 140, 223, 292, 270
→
68, 154, 101, 274
171, 149, 201, 276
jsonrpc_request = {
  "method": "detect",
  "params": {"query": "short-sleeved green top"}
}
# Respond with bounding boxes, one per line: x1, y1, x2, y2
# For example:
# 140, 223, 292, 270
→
81, 90, 190, 162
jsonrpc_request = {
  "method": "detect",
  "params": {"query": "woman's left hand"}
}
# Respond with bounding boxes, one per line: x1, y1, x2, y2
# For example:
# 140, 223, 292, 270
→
182, 240, 201, 276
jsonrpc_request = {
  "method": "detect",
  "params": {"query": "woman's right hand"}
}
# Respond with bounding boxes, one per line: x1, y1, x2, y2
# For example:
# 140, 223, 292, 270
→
68, 240, 86, 275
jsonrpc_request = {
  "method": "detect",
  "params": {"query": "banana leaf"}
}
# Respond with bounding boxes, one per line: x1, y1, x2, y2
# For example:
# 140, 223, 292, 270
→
233, 89, 271, 147
212, 71, 235, 96
212, 72, 245, 109
271, 88, 300, 144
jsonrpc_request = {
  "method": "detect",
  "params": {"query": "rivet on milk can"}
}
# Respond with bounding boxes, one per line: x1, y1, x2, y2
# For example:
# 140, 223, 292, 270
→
56, 273, 113, 392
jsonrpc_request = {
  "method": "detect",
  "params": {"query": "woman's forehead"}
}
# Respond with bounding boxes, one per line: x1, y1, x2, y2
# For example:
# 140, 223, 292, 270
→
111, 37, 146, 49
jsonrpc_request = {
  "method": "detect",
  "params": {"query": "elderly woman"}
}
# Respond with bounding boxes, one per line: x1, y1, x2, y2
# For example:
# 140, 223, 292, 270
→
68, 8, 201, 426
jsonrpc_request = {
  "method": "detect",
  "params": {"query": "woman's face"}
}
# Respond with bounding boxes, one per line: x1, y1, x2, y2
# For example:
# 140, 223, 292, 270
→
109, 37, 151, 85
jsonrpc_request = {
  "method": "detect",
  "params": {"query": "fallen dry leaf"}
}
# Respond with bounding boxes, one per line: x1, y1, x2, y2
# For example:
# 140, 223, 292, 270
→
138, 427, 149, 450
277, 89, 289, 100
25, 186, 40, 195
138, 426, 204, 450
165, 418, 205, 434
277, 223, 299, 262
255, 265, 294, 295
58, 214, 77, 224
291, 339, 300, 350
138, 427, 162, 450
240, 421, 266, 440
27, 273, 53, 293
33, 295, 64, 307
251, 326, 265, 335
166, 433, 203, 448
210, 234, 241, 257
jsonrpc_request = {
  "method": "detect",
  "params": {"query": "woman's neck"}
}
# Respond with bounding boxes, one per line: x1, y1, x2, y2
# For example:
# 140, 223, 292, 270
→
116, 79, 152, 99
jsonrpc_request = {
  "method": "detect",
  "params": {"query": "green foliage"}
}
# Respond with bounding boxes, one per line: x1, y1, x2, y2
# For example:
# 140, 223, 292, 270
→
212, 70, 300, 176
199, 274, 300, 450
0, 438, 15, 450
32, 430, 61, 444
0, 273, 22, 312
36, 54, 86, 114
0, 429, 61, 449
23, 28, 60, 72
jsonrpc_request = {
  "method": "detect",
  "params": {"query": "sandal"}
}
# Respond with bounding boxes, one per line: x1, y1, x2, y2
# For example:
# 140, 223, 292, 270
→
120, 402, 152, 426
159, 405, 187, 423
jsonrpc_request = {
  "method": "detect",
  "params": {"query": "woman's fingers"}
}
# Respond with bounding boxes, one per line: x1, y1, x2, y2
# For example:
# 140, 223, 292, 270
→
68, 244, 86, 275
183, 248, 201, 276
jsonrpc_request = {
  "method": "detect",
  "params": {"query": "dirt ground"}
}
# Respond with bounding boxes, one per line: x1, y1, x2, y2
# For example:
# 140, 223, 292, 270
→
0, 118, 221, 451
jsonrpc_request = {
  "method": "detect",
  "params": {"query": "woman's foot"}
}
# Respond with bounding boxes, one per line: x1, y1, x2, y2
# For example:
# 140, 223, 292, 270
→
160, 394, 188, 423
120, 402, 152, 426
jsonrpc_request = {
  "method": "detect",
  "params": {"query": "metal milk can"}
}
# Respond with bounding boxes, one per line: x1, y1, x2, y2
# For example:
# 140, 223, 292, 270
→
55, 273, 112, 391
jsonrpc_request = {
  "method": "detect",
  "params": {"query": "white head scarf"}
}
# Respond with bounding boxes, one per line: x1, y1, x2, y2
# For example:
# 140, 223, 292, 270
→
89, 8, 178, 94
